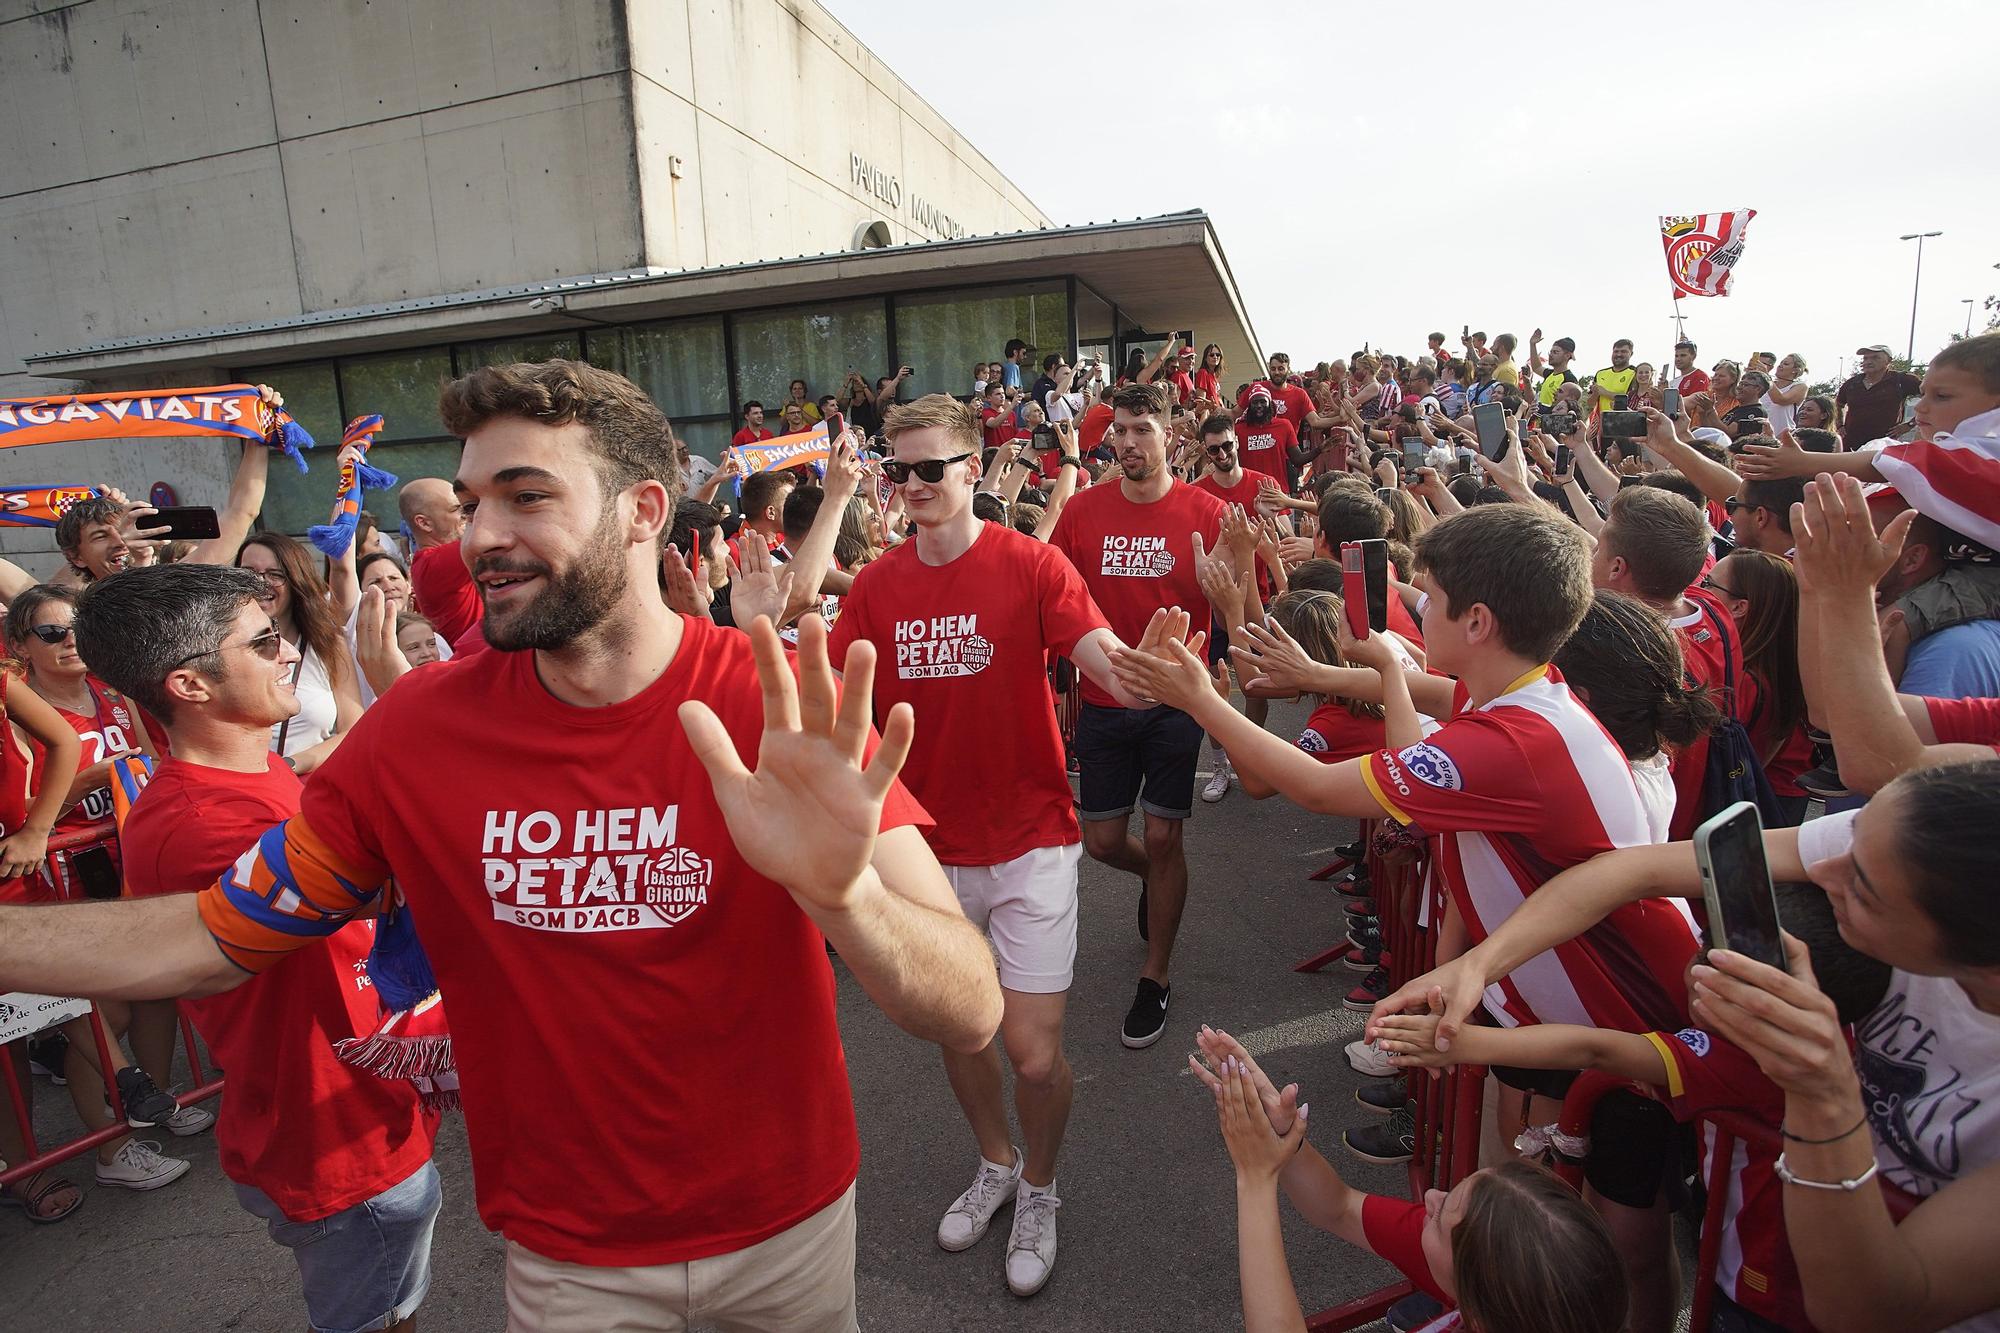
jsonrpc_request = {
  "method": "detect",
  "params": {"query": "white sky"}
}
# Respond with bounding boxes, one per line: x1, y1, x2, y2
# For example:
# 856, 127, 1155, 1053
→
832, 0, 2000, 387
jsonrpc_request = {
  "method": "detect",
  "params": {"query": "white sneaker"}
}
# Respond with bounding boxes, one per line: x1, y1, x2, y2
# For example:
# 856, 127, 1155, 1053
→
1200, 756, 1232, 803
1006, 1184, 1061, 1297
1345, 1037, 1397, 1078
95, 1139, 190, 1191
164, 1104, 215, 1137
937, 1150, 1021, 1252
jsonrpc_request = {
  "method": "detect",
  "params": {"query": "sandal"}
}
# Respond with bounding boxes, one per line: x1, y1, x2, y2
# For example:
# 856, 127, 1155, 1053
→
1, 1169, 84, 1223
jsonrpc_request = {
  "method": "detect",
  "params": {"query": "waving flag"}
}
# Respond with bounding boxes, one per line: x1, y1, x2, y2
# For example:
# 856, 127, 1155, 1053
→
307, 415, 397, 558
0, 385, 315, 471
1660, 211, 1757, 299
0, 484, 105, 529
731, 420, 832, 477
1867, 405, 2000, 552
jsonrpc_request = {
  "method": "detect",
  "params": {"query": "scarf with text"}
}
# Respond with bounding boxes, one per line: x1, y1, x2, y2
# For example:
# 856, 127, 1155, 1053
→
0, 385, 314, 471
307, 415, 398, 558
0, 484, 105, 529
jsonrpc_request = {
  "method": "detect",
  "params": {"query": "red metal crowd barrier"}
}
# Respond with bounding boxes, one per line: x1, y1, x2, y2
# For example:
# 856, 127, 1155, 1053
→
0, 821, 221, 1190
1304, 830, 1486, 1332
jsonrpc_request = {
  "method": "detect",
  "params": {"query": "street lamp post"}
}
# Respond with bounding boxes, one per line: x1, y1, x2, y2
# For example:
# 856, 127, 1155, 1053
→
1967, 298, 1979, 339
1899, 231, 1942, 361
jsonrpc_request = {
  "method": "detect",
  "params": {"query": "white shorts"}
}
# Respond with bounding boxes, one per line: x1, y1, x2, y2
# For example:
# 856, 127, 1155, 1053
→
942, 843, 1081, 995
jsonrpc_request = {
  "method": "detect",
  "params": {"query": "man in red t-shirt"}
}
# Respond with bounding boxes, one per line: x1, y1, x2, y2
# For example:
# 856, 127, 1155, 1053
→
831, 394, 1166, 1296
3, 361, 1003, 1328
1191, 414, 1276, 799
1049, 382, 1227, 1049
1592, 486, 1753, 837
73, 563, 440, 1333
1236, 353, 1326, 434
1671, 340, 1711, 397
730, 400, 774, 447
399, 476, 482, 646
1232, 386, 1298, 487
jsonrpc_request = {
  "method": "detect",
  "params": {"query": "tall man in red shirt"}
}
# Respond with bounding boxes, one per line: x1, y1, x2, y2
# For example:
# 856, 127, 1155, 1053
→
0, 360, 1003, 1331
730, 399, 774, 446
1050, 382, 1227, 1049
1670, 340, 1710, 396
398, 476, 480, 646
74, 563, 440, 1333
1192, 415, 1274, 799
830, 394, 1166, 1296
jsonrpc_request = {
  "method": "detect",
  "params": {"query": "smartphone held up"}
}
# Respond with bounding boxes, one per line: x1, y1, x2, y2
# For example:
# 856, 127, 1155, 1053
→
1340, 538, 1389, 642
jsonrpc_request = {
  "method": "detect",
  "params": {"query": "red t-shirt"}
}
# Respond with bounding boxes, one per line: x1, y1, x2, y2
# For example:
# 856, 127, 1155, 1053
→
1076, 402, 1114, 453
1360, 1194, 1452, 1305
981, 407, 1027, 452
121, 755, 436, 1222
1676, 368, 1712, 396
1163, 369, 1196, 406
829, 525, 1108, 866
1362, 667, 1699, 1032
410, 541, 481, 646
1642, 1028, 1807, 1329
1296, 703, 1387, 765
1193, 368, 1221, 403
1668, 590, 1755, 839
1233, 416, 1298, 486
730, 426, 774, 446
34, 676, 138, 839
203, 616, 928, 1266
1048, 479, 1226, 707
1924, 694, 2000, 750
1240, 380, 1317, 430
1191, 469, 1263, 510
0, 672, 34, 903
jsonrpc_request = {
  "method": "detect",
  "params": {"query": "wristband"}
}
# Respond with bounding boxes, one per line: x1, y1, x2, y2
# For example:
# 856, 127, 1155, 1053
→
1060, 455, 1082, 469
1774, 1152, 1879, 1192
1780, 1113, 1868, 1145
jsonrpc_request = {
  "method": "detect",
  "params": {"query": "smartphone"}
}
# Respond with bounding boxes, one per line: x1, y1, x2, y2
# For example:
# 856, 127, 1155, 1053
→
67, 844, 123, 901
1472, 401, 1509, 460
149, 505, 221, 540
1340, 538, 1390, 639
1663, 387, 1682, 418
1553, 444, 1573, 474
1401, 441, 1425, 477
822, 411, 844, 443
1601, 410, 1648, 439
1693, 802, 1787, 970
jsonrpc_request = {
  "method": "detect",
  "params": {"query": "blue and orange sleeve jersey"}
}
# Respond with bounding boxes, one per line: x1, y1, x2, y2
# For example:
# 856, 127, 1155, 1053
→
195, 813, 388, 973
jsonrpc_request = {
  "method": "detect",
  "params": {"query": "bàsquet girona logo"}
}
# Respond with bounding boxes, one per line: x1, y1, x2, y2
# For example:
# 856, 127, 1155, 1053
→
481, 805, 714, 933
893, 613, 993, 679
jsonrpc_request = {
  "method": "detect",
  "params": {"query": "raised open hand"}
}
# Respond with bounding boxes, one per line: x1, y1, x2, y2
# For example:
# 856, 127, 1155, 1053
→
1189, 1025, 1300, 1135
1229, 617, 1326, 694
353, 585, 412, 698
727, 537, 796, 629
679, 615, 913, 911
661, 543, 713, 617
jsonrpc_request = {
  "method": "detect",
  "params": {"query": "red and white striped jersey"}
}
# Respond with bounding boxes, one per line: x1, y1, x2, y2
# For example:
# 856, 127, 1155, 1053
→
1362, 665, 1700, 1032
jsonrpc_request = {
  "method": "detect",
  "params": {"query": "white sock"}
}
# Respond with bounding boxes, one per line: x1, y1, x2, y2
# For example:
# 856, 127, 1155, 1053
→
1020, 1177, 1055, 1197
982, 1151, 1018, 1175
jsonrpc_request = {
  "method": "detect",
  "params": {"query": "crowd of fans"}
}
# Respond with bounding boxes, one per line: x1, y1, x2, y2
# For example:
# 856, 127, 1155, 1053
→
0, 322, 1996, 1333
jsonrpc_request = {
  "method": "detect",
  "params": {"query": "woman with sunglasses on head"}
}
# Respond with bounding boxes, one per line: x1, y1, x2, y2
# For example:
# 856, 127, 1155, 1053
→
3, 585, 202, 1191
235, 533, 361, 773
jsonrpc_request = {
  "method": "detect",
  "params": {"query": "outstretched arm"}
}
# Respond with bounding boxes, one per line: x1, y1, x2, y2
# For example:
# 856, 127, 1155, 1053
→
0, 893, 244, 999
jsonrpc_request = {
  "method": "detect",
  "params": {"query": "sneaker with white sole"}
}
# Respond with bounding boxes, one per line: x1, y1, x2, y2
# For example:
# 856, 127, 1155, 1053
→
113, 1067, 179, 1129
1200, 757, 1232, 803
1120, 978, 1171, 1049
163, 1104, 215, 1137
1006, 1183, 1061, 1297
1344, 1037, 1397, 1078
937, 1150, 1021, 1252
95, 1139, 190, 1191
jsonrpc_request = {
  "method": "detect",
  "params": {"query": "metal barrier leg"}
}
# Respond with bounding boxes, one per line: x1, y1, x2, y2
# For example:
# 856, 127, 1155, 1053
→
1687, 1127, 1735, 1333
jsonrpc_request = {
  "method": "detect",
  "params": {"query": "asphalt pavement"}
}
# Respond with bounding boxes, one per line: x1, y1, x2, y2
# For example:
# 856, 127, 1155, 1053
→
2, 698, 1412, 1331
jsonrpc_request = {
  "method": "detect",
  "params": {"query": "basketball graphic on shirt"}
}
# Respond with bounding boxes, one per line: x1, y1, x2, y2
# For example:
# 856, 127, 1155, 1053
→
959, 634, 994, 672
644, 846, 714, 925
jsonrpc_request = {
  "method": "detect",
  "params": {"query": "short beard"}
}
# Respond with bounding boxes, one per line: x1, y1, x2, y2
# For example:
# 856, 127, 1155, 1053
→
1118, 451, 1162, 482
482, 510, 629, 652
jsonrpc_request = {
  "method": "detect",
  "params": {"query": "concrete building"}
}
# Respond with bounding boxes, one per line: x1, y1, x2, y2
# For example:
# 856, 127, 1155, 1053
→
1, 0, 1261, 565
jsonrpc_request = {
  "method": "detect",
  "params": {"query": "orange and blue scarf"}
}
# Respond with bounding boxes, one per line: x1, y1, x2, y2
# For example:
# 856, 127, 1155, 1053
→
307, 416, 397, 558
0, 385, 314, 471
0, 484, 105, 529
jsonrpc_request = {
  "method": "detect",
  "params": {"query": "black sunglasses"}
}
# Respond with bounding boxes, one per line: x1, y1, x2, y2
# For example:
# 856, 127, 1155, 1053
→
882, 453, 974, 484
169, 626, 286, 670
28, 622, 74, 645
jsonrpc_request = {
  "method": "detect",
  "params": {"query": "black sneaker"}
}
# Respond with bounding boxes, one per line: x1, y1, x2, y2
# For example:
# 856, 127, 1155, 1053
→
1136, 879, 1149, 942
1343, 898, 1377, 918
114, 1067, 179, 1129
1344, 965, 1391, 1012
1353, 1079, 1407, 1115
1334, 873, 1372, 899
1342, 941, 1383, 972
1798, 761, 1852, 798
1343, 1106, 1416, 1164
1335, 841, 1364, 860
1120, 978, 1170, 1049
1347, 920, 1383, 952
1386, 1291, 1447, 1331
27, 1033, 69, 1086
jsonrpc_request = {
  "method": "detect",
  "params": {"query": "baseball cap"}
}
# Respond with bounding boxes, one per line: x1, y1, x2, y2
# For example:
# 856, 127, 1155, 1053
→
1855, 343, 1892, 356
1690, 427, 1732, 450
1552, 337, 1577, 355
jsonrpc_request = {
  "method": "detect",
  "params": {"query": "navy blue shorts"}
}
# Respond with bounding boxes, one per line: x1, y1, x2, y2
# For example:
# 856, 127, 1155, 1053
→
1074, 702, 1204, 822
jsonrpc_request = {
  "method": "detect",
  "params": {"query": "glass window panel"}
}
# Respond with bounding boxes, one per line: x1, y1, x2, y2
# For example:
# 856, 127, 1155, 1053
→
1075, 283, 1114, 386
893, 284, 1068, 401
363, 439, 466, 543
731, 300, 887, 419
674, 419, 732, 464
337, 350, 453, 442
242, 363, 341, 536
585, 320, 729, 429
455, 334, 580, 370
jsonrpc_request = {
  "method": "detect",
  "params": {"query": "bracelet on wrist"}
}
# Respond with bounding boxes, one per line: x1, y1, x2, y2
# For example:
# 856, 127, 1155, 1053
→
1774, 1152, 1880, 1192
1780, 1113, 1868, 1145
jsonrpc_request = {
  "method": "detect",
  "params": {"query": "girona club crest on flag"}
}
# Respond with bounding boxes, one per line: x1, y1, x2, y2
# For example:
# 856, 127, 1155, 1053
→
1660, 210, 1757, 299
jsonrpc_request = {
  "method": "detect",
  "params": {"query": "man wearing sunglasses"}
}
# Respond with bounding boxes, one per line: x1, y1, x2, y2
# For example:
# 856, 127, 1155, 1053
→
830, 394, 1171, 1297
1049, 382, 1228, 1051
2, 359, 1000, 1331
70, 563, 442, 1333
